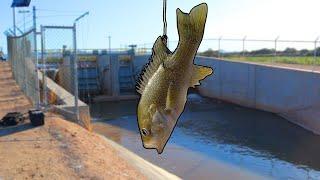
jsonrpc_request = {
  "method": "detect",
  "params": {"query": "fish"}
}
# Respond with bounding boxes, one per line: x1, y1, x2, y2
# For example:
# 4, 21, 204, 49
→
136, 3, 213, 154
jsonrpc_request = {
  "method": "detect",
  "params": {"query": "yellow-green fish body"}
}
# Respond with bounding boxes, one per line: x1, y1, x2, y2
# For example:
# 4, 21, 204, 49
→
137, 3, 213, 153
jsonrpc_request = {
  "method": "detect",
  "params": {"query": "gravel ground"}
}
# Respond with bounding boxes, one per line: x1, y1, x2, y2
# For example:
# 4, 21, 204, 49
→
0, 62, 147, 179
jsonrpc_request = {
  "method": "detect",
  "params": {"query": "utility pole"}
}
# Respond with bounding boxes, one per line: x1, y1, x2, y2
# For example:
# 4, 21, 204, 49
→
11, 0, 31, 36
108, 35, 115, 97
108, 36, 111, 52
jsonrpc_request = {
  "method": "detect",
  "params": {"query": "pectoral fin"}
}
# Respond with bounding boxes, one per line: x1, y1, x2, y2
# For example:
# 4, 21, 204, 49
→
165, 82, 184, 119
190, 65, 213, 88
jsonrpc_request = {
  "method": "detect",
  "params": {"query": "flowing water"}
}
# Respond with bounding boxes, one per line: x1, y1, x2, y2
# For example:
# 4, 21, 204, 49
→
91, 94, 320, 179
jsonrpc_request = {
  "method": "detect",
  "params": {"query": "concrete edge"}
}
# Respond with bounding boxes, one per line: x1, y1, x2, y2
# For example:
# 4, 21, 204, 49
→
39, 72, 92, 130
279, 113, 320, 135
99, 135, 181, 180
196, 56, 320, 135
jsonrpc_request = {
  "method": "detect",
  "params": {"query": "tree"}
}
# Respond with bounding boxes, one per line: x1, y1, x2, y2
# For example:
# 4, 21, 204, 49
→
249, 48, 273, 56
198, 49, 219, 57
283, 48, 298, 56
299, 49, 310, 56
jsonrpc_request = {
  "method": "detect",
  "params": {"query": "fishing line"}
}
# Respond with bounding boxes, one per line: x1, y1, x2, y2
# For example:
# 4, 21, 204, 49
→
163, 0, 168, 44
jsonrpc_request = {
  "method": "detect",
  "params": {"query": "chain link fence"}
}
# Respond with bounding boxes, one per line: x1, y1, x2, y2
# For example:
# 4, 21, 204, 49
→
6, 25, 92, 130
7, 29, 40, 107
40, 25, 85, 126
40, 26, 76, 104
135, 37, 320, 71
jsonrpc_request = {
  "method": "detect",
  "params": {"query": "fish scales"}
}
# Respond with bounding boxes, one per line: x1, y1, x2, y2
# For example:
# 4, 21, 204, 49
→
136, 3, 213, 154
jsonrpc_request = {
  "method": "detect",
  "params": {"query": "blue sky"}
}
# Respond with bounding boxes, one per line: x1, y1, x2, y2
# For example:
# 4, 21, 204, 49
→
1, 0, 320, 53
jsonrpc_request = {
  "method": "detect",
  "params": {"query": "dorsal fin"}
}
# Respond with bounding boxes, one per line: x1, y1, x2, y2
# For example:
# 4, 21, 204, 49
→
136, 36, 171, 94
190, 65, 213, 88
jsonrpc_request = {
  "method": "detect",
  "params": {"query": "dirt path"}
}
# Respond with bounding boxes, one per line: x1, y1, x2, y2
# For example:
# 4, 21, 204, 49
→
0, 62, 32, 118
0, 114, 147, 179
0, 62, 173, 179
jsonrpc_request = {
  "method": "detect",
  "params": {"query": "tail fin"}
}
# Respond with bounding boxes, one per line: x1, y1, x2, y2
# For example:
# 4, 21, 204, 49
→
177, 3, 208, 44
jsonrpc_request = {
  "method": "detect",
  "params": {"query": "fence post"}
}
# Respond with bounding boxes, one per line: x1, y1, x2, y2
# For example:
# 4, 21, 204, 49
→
218, 36, 222, 58
23, 33, 27, 93
242, 36, 247, 58
73, 23, 80, 122
73, 11, 89, 122
312, 36, 320, 71
33, 6, 40, 109
274, 36, 279, 63
313, 36, 320, 67
40, 25, 48, 107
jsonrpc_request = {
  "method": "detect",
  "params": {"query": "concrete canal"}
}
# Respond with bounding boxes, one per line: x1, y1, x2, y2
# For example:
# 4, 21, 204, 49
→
91, 94, 320, 179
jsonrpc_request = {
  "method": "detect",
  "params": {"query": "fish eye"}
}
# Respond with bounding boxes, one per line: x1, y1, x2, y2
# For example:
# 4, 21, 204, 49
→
141, 128, 150, 137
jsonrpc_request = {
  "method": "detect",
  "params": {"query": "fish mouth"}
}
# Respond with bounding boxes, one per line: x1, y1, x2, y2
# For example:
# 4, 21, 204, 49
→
143, 141, 166, 154
156, 146, 165, 154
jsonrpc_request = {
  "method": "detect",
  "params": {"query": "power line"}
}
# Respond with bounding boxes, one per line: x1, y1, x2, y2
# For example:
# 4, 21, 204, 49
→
15, 13, 32, 25
37, 15, 80, 18
36, 8, 84, 13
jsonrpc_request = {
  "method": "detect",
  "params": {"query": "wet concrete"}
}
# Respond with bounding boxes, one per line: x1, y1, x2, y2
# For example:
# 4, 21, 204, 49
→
91, 94, 320, 180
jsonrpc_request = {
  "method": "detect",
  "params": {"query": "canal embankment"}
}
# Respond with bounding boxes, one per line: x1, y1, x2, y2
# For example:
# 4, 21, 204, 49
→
91, 94, 320, 179
135, 55, 320, 135
0, 62, 179, 179
195, 56, 320, 135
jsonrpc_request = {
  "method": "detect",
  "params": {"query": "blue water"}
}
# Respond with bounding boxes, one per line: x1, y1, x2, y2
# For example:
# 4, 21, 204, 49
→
91, 94, 320, 179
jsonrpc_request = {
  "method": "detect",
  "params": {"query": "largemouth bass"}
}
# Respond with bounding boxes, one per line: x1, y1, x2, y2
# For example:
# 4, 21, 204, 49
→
136, 3, 213, 154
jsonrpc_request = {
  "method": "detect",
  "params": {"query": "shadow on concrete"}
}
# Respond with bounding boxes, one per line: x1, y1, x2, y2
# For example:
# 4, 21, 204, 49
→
0, 123, 35, 137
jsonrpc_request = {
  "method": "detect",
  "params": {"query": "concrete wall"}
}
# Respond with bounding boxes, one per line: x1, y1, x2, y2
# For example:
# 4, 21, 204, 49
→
195, 56, 320, 135
132, 54, 320, 135
98, 53, 135, 96
39, 72, 92, 131
133, 55, 150, 79
59, 56, 74, 93
97, 55, 112, 95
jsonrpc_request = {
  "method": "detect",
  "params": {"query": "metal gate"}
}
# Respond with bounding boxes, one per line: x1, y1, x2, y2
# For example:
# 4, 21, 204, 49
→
40, 25, 79, 119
